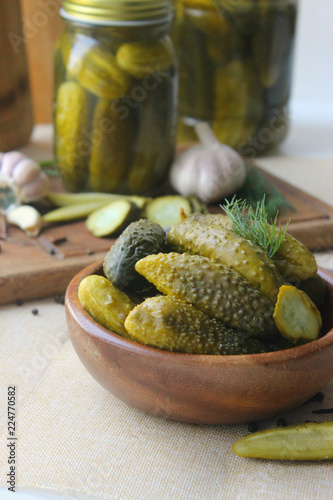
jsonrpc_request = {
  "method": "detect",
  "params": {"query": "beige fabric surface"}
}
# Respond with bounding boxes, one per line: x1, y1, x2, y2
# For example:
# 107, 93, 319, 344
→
0, 126, 333, 499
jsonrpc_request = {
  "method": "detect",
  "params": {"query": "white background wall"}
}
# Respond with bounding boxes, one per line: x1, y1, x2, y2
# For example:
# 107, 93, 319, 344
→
292, 0, 333, 110
281, 0, 333, 157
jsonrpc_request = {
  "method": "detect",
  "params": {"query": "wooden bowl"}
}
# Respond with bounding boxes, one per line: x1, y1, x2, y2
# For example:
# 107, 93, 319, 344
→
65, 261, 333, 425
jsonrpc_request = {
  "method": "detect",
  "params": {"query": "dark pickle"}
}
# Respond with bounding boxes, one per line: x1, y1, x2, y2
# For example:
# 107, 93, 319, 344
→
54, 4, 177, 194
174, 0, 297, 154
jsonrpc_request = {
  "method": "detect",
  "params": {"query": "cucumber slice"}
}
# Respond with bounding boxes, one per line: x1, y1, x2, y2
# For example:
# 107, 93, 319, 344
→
273, 285, 322, 344
86, 200, 138, 237
43, 201, 109, 222
233, 422, 333, 461
145, 195, 192, 227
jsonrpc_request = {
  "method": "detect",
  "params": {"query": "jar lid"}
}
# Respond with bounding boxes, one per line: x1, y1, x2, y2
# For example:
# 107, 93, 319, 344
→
61, 0, 173, 25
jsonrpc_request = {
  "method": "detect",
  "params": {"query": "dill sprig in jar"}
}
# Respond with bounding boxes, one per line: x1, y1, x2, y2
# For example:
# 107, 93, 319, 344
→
54, 0, 177, 194
174, 0, 297, 156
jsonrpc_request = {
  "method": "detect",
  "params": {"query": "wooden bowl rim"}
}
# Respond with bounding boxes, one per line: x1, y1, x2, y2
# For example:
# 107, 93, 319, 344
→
65, 259, 333, 368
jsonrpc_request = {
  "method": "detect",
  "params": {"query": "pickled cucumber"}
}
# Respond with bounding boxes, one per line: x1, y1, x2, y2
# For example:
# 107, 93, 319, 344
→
125, 296, 268, 354
252, 5, 296, 88
187, 212, 318, 281
116, 39, 174, 79
176, 16, 214, 121
55, 81, 90, 191
233, 422, 333, 461
273, 285, 322, 345
78, 46, 130, 99
167, 220, 284, 302
144, 196, 192, 227
86, 200, 139, 237
78, 275, 137, 339
89, 97, 134, 192
135, 252, 277, 337
103, 219, 167, 292
127, 76, 176, 193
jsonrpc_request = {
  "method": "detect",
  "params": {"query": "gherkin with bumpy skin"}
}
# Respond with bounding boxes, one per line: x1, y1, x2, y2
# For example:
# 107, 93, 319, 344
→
78, 275, 137, 339
167, 220, 284, 303
116, 39, 174, 79
55, 81, 90, 191
127, 74, 176, 194
103, 219, 168, 293
78, 46, 130, 100
136, 252, 276, 338
125, 296, 268, 354
186, 212, 318, 282
89, 98, 134, 192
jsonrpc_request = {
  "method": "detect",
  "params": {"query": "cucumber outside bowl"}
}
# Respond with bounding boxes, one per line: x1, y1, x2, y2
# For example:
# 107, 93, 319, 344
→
65, 261, 333, 425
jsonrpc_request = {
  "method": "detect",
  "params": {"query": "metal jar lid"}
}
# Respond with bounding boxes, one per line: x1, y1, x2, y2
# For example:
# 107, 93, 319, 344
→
61, 0, 174, 25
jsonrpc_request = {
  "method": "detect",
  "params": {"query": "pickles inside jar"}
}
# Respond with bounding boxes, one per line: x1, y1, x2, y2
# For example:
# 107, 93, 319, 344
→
53, 14, 178, 194
89, 97, 135, 193
174, 0, 297, 153
54, 81, 91, 191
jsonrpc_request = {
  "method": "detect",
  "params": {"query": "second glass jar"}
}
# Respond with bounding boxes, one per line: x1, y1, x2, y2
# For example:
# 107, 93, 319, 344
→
174, 0, 297, 155
54, 4, 177, 194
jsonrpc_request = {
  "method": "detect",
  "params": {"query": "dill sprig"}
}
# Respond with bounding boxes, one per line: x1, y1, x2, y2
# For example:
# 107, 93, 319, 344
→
221, 196, 290, 258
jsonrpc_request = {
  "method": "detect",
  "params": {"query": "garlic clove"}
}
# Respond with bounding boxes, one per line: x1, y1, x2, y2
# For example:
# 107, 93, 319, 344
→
12, 158, 41, 187
6, 205, 43, 237
1, 152, 26, 177
20, 172, 50, 202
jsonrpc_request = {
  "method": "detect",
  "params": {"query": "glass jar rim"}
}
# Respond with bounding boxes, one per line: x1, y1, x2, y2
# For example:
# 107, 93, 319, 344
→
61, 0, 173, 25
60, 8, 173, 27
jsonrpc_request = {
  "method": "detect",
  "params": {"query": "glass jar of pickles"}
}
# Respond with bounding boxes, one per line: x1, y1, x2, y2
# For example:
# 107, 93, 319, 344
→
54, 0, 177, 194
174, 0, 297, 155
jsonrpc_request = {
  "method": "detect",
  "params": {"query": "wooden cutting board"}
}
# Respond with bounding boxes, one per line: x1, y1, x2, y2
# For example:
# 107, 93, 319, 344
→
1, 167, 333, 306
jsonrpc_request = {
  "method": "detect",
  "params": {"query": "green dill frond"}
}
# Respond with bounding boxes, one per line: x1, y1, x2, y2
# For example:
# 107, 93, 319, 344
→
221, 196, 290, 258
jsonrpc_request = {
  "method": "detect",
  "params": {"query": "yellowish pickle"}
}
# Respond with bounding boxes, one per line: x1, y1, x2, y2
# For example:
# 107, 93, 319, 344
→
89, 97, 134, 192
55, 81, 90, 191
167, 219, 284, 302
233, 422, 333, 461
273, 285, 322, 345
125, 295, 268, 354
78, 275, 137, 339
78, 46, 130, 100
135, 252, 277, 338
116, 39, 174, 79
188, 213, 318, 282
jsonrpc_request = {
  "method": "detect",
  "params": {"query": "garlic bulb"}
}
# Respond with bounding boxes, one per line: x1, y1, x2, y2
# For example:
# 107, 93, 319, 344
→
0, 151, 49, 205
170, 123, 247, 203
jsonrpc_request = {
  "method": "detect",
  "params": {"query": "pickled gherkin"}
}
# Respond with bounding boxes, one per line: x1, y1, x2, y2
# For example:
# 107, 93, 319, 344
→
167, 220, 284, 302
78, 275, 137, 339
127, 75, 176, 193
103, 218, 168, 293
116, 39, 174, 79
135, 252, 277, 337
273, 285, 322, 345
55, 81, 90, 191
89, 98, 134, 192
125, 296, 268, 354
233, 422, 333, 461
175, 16, 214, 122
78, 46, 130, 100
186, 213, 318, 282
252, 5, 297, 88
